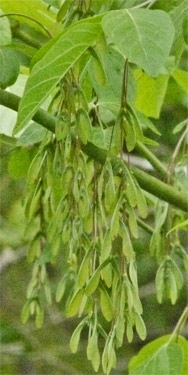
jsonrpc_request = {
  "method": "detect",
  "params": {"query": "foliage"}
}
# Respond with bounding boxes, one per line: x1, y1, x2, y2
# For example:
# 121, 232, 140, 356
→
0, 0, 188, 374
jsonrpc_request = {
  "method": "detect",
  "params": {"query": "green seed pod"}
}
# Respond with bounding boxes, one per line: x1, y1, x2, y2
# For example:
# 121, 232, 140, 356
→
77, 108, 92, 145
135, 312, 146, 340
77, 248, 91, 288
35, 303, 44, 329
27, 235, 41, 263
87, 330, 100, 372
99, 287, 113, 322
27, 151, 46, 186
70, 318, 87, 353
110, 201, 120, 239
127, 205, 138, 239
51, 233, 61, 256
56, 277, 66, 303
66, 288, 84, 317
56, 0, 70, 22
115, 315, 125, 348
78, 188, 90, 219
44, 283, 52, 305
40, 264, 47, 284
169, 257, 184, 290
183, 14, 188, 45
135, 184, 148, 218
126, 318, 133, 343
168, 269, 178, 305
26, 277, 38, 299
101, 264, 113, 288
101, 229, 112, 262
21, 301, 30, 324
155, 263, 165, 304
120, 221, 135, 262
27, 184, 41, 221
122, 116, 136, 152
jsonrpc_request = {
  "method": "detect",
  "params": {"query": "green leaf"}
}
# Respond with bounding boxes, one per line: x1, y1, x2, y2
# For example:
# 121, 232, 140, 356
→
170, 0, 188, 63
0, 46, 20, 89
8, 148, 31, 179
172, 69, 188, 94
102, 9, 174, 77
88, 46, 135, 118
91, 127, 116, 151
17, 122, 47, 146
128, 335, 188, 375
91, 54, 106, 87
0, 10, 11, 45
134, 69, 169, 119
0, 0, 60, 35
14, 15, 102, 134
9, 43, 37, 59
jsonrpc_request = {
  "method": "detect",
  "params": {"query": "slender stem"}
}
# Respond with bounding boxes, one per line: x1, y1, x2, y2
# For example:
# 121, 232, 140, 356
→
147, 0, 158, 8
13, 28, 42, 49
132, 0, 158, 8
1, 89, 188, 213
167, 306, 188, 345
168, 126, 188, 184
0, 13, 52, 38
135, 141, 168, 178
121, 59, 129, 109
136, 218, 154, 234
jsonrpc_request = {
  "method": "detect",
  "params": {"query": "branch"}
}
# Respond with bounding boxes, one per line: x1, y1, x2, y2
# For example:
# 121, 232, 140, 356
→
0, 89, 188, 213
135, 141, 168, 178
0, 89, 55, 132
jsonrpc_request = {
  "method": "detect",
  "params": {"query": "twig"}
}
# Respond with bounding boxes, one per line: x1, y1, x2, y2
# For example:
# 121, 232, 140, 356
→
132, 0, 158, 9
168, 126, 188, 184
0, 13, 52, 38
137, 217, 154, 234
167, 306, 188, 345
